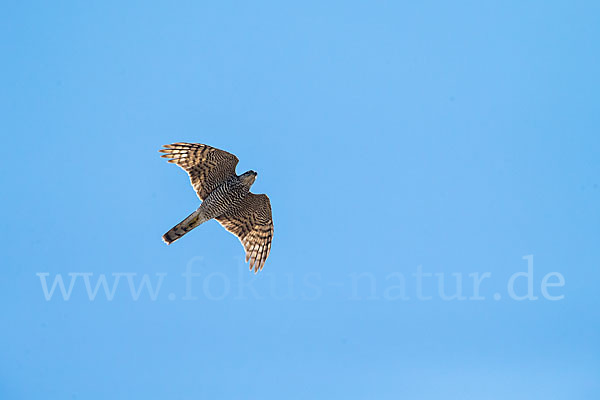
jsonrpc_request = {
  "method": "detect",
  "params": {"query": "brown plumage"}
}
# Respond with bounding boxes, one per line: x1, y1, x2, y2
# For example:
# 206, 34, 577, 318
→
160, 142, 274, 272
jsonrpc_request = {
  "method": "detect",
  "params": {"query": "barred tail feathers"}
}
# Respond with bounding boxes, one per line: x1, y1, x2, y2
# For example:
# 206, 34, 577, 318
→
162, 209, 206, 244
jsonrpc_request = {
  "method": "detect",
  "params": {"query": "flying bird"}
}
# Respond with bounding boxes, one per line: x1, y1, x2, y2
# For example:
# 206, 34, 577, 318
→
159, 142, 273, 273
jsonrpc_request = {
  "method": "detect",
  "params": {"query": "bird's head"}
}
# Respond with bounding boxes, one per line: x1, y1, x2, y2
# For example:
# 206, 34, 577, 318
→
240, 170, 258, 187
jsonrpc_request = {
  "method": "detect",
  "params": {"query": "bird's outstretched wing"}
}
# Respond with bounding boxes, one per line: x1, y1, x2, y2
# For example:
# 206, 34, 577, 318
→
159, 142, 239, 200
216, 193, 274, 273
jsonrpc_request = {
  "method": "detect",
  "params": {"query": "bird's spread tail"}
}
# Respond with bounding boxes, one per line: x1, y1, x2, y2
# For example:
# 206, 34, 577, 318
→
162, 209, 206, 245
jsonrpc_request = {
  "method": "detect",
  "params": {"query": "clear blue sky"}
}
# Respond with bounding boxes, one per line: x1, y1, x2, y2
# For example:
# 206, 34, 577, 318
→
2, 1, 599, 399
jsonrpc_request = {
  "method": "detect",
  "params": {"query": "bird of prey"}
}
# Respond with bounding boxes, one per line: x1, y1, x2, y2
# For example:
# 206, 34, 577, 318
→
159, 142, 273, 273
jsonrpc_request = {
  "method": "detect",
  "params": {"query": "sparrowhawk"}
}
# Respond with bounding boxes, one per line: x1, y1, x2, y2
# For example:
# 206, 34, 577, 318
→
159, 142, 274, 273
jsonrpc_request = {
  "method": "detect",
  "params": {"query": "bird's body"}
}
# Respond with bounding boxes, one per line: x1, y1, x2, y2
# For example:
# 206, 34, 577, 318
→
162, 173, 253, 243
160, 143, 273, 272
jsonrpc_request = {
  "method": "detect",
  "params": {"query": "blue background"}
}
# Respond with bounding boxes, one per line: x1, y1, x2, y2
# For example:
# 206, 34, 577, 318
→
2, 1, 599, 399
